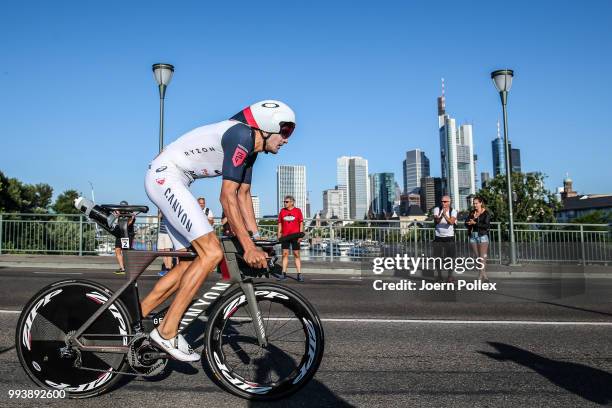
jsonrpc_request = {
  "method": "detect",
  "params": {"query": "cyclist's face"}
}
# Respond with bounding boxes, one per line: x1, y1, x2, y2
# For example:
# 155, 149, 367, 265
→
266, 133, 288, 154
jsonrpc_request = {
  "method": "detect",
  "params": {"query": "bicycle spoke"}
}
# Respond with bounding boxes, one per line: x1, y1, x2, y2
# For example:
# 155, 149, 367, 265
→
266, 316, 297, 339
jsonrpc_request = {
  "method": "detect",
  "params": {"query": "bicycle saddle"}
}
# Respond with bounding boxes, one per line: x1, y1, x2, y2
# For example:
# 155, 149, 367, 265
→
101, 204, 149, 214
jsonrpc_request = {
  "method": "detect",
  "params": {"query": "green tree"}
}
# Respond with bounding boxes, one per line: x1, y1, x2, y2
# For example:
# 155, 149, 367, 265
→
52, 190, 81, 214
0, 170, 53, 213
477, 172, 560, 223
571, 210, 610, 225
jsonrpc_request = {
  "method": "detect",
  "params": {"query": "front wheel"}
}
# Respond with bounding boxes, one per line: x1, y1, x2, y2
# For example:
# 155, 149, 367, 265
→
15, 280, 132, 398
204, 283, 324, 400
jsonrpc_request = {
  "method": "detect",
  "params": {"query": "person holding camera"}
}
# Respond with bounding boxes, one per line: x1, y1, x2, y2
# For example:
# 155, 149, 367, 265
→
432, 195, 458, 282
465, 195, 491, 282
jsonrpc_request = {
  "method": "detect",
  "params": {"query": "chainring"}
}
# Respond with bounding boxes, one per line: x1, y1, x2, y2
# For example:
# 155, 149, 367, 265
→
127, 332, 168, 377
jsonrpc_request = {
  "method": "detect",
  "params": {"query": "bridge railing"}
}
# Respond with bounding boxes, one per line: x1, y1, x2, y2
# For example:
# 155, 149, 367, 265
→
0, 214, 609, 265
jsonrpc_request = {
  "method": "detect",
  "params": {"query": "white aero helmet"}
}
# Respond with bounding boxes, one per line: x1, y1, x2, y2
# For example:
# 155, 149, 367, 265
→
231, 100, 296, 138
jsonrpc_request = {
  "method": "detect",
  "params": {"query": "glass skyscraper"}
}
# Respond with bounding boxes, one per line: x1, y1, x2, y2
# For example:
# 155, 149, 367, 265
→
403, 149, 430, 194
438, 83, 475, 211
369, 173, 395, 217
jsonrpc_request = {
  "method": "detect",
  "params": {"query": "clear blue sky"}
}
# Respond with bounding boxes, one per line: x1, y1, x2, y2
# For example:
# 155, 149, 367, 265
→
2, 0, 611, 216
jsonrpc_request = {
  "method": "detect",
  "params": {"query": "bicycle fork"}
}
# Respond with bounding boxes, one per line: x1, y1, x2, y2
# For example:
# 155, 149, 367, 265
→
239, 280, 268, 348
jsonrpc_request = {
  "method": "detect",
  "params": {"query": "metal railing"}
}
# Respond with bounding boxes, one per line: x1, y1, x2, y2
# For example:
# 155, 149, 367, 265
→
0, 214, 609, 265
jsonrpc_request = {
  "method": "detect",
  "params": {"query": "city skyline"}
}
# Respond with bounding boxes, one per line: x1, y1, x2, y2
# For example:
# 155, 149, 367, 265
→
2, 2, 611, 217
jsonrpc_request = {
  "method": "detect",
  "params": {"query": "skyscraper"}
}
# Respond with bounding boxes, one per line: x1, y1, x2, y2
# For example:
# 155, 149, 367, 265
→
337, 156, 369, 219
322, 189, 345, 219
276, 165, 306, 213
481, 172, 491, 189
369, 173, 395, 217
511, 148, 522, 173
492, 120, 506, 176
403, 149, 430, 194
420, 176, 443, 213
251, 195, 261, 219
492, 119, 522, 176
438, 79, 475, 211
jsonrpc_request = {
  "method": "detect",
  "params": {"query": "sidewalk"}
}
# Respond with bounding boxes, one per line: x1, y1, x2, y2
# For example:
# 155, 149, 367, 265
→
0, 254, 358, 275
0, 254, 610, 278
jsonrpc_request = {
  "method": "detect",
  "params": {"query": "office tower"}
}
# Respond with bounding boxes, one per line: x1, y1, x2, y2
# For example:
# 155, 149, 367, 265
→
369, 173, 396, 217
276, 165, 306, 213
305, 193, 311, 218
322, 189, 345, 219
457, 124, 476, 209
337, 156, 369, 219
511, 148, 521, 173
438, 80, 475, 211
420, 176, 443, 213
481, 172, 490, 189
251, 195, 261, 219
492, 120, 505, 176
403, 149, 430, 194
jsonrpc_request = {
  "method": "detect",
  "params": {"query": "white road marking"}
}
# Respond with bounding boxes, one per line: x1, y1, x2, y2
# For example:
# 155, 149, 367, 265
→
320, 318, 612, 326
33, 272, 82, 275
190, 315, 612, 326
0, 308, 610, 326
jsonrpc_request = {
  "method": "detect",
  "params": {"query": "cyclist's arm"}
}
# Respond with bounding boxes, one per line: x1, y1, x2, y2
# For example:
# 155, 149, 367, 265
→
220, 180, 255, 250
237, 183, 258, 236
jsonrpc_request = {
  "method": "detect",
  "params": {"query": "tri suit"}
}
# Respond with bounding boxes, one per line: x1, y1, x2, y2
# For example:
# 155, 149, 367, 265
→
145, 120, 257, 249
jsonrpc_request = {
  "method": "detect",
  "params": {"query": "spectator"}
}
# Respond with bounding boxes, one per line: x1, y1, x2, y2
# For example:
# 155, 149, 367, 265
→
277, 195, 304, 282
432, 195, 458, 282
197, 197, 215, 226
157, 214, 174, 277
465, 196, 492, 282
114, 200, 135, 275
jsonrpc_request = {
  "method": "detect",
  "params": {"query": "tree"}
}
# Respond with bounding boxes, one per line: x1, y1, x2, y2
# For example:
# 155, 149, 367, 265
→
52, 190, 81, 214
0, 170, 53, 213
477, 172, 560, 224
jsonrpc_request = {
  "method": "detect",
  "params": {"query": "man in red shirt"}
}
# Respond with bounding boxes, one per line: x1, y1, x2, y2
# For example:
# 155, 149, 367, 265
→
277, 195, 304, 282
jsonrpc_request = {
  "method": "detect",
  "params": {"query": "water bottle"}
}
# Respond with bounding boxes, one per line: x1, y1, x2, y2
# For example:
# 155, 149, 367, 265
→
74, 197, 118, 232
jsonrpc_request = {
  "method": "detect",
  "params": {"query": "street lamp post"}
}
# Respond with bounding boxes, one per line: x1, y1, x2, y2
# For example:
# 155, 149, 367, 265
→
152, 63, 174, 153
491, 69, 517, 265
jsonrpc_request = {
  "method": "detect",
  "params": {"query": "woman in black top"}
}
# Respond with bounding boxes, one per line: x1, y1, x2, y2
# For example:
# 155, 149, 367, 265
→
465, 196, 491, 282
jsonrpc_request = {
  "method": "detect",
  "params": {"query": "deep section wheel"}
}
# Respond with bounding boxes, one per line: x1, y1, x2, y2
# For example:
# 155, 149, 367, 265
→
204, 283, 324, 400
15, 280, 132, 398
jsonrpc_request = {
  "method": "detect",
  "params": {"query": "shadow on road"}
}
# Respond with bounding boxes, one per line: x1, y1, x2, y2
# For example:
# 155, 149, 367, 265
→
248, 379, 354, 408
479, 341, 612, 405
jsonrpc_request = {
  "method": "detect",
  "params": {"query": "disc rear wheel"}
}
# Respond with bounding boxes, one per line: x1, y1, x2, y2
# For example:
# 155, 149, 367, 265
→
15, 280, 132, 398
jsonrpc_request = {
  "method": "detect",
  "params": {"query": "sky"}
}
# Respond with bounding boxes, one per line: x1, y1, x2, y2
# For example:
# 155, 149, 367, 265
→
1, 0, 611, 216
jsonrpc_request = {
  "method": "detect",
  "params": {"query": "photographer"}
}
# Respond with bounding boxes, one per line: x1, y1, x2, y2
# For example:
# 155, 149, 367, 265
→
465, 196, 491, 283
432, 195, 458, 282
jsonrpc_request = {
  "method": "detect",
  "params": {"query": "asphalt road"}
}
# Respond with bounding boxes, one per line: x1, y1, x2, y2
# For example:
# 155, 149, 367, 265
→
1, 267, 612, 407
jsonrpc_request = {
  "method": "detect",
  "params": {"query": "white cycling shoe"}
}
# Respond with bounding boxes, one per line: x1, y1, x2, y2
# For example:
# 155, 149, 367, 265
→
149, 328, 200, 362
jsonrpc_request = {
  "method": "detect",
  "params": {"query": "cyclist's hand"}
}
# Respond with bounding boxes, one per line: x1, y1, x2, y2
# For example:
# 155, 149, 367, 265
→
244, 246, 268, 269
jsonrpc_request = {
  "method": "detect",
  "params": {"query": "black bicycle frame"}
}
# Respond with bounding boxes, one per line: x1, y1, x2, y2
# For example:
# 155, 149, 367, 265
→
69, 236, 269, 354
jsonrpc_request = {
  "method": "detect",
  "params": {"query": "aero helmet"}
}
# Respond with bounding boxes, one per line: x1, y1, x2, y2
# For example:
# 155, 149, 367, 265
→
231, 100, 296, 138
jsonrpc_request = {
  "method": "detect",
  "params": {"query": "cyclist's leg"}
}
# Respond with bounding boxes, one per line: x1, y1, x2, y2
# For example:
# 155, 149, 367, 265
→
158, 232, 223, 339
144, 163, 223, 339
141, 222, 193, 316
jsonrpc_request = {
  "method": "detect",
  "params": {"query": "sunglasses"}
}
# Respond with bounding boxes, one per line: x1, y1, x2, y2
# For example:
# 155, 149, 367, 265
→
284, 200, 292, 203
442, 200, 450, 203
279, 122, 295, 139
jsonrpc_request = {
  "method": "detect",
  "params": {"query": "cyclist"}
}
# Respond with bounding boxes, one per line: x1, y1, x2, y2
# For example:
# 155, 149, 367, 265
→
141, 100, 296, 361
